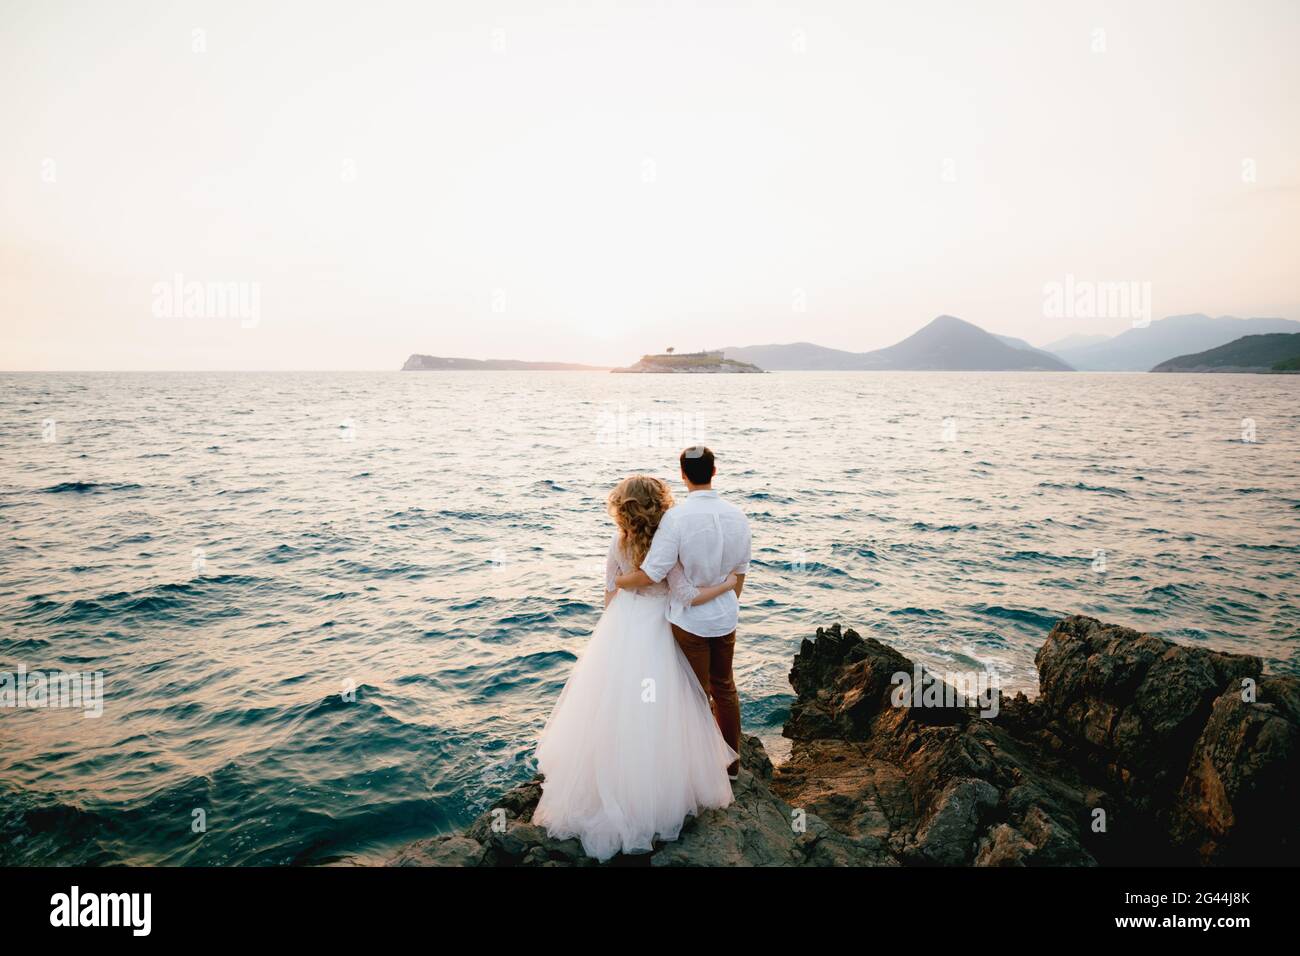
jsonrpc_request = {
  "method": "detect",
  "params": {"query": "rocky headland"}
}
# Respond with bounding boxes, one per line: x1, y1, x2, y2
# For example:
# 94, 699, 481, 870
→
1149, 332, 1300, 373
401, 354, 608, 370
390, 616, 1297, 867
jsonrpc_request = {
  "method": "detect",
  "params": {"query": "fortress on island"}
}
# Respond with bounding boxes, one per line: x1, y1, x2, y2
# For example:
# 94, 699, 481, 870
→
611, 350, 764, 374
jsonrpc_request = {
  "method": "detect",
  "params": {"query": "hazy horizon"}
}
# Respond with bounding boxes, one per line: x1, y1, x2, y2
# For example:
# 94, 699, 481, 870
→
3, 0, 1297, 371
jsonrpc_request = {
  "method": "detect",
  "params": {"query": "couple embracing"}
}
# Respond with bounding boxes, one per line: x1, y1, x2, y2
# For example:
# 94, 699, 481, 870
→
532, 445, 752, 861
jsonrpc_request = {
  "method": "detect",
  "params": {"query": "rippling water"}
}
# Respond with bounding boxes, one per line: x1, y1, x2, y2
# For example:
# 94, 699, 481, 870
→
1, 370, 1297, 865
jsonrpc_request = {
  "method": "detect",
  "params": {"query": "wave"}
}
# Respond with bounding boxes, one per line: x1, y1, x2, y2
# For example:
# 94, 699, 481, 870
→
968, 603, 1061, 632
21, 575, 264, 625
1036, 481, 1131, 497
493, 600, 599, 630
888, 606, 947, 619
999, 550, 1091, 566
41, 481, 143, 495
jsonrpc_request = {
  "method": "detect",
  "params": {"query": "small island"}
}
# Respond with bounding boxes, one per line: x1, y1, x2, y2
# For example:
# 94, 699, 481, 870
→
612, 349, 764, 374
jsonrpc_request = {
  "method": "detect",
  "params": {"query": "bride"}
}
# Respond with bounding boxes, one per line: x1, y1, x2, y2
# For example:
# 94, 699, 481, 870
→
532, 475, 739, 861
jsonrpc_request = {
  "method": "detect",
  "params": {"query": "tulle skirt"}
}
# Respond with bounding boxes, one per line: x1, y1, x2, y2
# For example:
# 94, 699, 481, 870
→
532, 589, 738, 861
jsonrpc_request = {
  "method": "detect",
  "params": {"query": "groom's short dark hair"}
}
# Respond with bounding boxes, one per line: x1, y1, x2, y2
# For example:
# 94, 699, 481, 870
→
680, 445, 715, 485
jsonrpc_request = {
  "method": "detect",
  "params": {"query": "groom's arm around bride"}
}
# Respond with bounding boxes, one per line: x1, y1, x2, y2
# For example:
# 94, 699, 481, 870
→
615, 446, 751, 778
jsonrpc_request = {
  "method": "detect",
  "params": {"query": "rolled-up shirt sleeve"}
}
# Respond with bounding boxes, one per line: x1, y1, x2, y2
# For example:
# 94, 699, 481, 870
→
604, 533, 621, 593
665, 565, 699, 618
638, 514, 679, 583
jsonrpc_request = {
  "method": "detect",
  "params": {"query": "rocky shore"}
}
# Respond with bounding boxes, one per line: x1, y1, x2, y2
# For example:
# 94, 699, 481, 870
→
390, 616, 1297, 866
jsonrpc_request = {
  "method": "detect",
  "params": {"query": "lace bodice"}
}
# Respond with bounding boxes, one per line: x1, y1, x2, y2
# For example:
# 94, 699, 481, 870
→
605, 533, 699, 611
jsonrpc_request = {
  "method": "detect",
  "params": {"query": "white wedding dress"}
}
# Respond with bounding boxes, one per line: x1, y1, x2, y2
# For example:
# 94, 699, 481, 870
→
532, 533, 738, 861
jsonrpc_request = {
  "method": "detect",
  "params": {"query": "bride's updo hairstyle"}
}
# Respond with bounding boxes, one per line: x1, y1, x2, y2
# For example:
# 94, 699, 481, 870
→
607, 475, 675, 569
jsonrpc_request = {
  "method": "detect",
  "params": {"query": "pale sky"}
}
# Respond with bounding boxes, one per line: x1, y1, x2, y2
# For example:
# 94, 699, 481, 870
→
2, 0, 1296, 370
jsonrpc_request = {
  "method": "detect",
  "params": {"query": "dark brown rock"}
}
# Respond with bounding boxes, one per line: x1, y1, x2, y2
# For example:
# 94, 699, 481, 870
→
1171, 674, 1299, 864
1034, 615, 1262, 808
774, 627, 1105, 866
771, 615, 1295, 866
785, 624, 914, 740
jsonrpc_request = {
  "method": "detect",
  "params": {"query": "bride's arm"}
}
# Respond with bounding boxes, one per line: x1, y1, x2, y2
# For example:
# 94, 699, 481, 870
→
614, 568, 653, 590
622, 567, 731, 601
665, 566, 735, 607
688, 573, 738, 606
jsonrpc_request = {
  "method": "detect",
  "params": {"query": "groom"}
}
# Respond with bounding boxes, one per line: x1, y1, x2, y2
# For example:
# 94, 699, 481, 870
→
616, 445, 751, 779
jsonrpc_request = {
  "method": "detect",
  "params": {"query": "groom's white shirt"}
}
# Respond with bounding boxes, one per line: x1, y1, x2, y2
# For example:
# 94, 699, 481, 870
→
640, 490, 752, 638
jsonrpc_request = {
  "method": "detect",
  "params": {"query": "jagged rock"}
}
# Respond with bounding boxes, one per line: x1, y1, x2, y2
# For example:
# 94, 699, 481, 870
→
786, 627, 912, 740
1034, 615, 1262, 807
391, 835, 484, 867
774, 624, 1103, 866
771, 617, 1296, 866
908, 778, 1000, 865
974, 823, 1036, 866
1171, 674, 1299, 864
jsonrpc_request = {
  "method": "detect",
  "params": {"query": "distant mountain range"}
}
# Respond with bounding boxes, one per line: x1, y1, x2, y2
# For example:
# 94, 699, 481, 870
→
402, 354, 609, 371
1151, 333, 1300, 372
1052, 314, 1300, 371
722, 313, 1300, 372
722, 316, 1072, 371
1040, 332, 1110, 353
403, 312, 1300, 374
990, 334, 1074, 369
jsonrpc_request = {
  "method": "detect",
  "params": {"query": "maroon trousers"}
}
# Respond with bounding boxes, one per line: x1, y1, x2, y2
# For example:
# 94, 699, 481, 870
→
671, 624, 741, 776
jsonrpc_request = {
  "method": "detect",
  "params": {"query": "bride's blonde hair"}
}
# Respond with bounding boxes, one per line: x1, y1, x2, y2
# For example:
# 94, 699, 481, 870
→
607, 475, 674, 569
